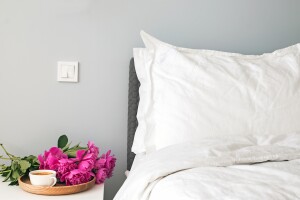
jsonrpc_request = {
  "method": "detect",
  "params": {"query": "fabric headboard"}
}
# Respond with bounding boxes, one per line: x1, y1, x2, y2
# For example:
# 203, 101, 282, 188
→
127, 58, 139, 170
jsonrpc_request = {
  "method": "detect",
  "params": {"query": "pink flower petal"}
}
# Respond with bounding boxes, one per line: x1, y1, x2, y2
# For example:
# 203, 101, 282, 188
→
76, 149, 86, 160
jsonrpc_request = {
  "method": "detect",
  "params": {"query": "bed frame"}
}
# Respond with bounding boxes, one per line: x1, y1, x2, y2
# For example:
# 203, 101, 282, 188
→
127, 58, 139, 170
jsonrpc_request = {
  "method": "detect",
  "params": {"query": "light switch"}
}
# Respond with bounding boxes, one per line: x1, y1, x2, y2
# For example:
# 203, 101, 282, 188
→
61, 66, 69, 78
67, 66, 75, 78
57, 61, 79, 82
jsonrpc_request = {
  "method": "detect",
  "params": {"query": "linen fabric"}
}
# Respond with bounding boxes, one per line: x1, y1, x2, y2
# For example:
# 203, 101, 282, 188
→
115, 133, 300, 200
132, 31, 300, 154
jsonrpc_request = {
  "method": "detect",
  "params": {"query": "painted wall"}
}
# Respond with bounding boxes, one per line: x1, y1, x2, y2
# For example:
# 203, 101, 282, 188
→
1, 0, 300, 199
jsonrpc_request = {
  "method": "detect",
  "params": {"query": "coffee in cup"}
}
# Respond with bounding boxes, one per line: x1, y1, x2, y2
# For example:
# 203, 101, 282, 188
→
29, 170, 57, 187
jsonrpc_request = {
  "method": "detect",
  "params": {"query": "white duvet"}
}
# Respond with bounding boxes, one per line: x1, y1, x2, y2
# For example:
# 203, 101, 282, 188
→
114, 133, 300, 200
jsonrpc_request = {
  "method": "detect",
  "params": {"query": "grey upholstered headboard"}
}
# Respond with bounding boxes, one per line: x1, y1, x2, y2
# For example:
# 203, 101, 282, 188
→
127, 58, 139, 170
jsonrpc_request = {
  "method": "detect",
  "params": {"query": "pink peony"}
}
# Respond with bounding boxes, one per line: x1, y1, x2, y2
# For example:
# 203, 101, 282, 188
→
87, 141, 99, 159
64, 169, 94, 186
38, 147, 67, 171
95, 168, 108, 184
99, 150, 116, 178
75, 150, 95, 172
94, 157, 106, 170
57, 159, 77, 182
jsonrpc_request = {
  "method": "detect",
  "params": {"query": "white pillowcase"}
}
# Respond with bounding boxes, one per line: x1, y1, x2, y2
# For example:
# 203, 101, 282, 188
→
132, 48, 150, 153
132, 31, 300, 154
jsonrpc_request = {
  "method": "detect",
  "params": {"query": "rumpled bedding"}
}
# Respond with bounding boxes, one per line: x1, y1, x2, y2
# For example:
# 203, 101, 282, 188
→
114, 133, 300, 200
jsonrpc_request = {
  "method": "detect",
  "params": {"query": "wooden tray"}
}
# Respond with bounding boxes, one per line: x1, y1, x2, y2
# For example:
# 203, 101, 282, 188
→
18, 176, 95, 196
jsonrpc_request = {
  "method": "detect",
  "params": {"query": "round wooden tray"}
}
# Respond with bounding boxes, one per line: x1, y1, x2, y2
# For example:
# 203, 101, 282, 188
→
18, 176, 95, 195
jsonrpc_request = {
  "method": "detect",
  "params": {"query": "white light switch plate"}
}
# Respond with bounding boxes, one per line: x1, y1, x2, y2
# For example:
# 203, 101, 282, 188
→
57, 61, 79, 82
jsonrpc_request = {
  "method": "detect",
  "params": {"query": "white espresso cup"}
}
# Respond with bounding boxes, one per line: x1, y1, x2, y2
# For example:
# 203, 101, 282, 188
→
29, 170, 57, 187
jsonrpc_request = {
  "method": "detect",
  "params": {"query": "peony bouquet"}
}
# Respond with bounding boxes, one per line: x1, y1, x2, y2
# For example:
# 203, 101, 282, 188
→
38, 135, 116, 185
0, 135, 116, 186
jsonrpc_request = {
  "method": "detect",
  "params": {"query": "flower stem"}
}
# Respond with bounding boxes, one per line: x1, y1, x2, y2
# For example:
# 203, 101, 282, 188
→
0, 170, 10, 174
0, 157, 16, 160
0, 144, 18, 160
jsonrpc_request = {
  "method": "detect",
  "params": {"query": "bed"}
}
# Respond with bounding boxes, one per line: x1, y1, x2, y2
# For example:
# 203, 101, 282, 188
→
115, 32, 300, 200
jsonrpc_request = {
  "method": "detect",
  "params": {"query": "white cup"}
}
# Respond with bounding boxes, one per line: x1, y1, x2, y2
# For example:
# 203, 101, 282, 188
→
29, 170, 57, 187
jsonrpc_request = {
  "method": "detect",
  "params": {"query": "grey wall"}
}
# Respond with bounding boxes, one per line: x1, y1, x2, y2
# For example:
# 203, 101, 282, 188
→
0, 0, 300, 199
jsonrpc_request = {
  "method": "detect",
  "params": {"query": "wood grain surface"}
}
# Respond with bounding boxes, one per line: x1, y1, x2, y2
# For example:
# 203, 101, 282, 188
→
18, 176, 96, 196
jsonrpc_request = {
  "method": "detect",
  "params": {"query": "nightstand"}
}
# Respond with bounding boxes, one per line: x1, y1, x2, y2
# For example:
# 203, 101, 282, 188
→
0, 177, 104, 200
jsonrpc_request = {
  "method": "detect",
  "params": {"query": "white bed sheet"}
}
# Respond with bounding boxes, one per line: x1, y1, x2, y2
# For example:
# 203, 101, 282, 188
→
115, 133, 300, 200
150, 160, 300, 200
125, 153, 146, 177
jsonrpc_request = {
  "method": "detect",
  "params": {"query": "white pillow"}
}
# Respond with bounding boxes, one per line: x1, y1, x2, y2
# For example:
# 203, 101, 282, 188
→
132, 48, 150, 153
132, 31, 300, 154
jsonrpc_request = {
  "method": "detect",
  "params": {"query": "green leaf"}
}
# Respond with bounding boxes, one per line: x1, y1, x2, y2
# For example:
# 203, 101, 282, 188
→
0, 165, 7, 170
58, 135, 68, 149
19, 160, 31, 173
65, 149, 77, 158
11, 170, 20, 179
62, 142, 71, 152
0, 171, 9, 177
2, 167, 10, 176
11, 161, 18, 171
25, 155, 36, 162
3, 170, 11, 182
65, 145, 88, 158
8, 180, 18, 186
